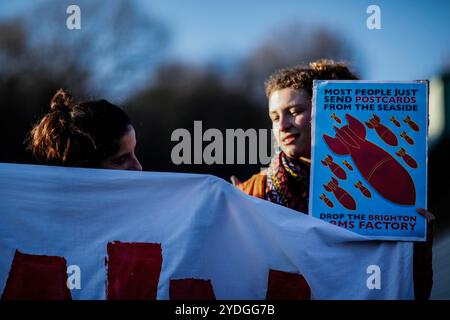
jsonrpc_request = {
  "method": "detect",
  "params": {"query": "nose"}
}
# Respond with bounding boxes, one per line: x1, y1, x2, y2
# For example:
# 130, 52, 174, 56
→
129, 154, 143, 171
279, 114, 292, 131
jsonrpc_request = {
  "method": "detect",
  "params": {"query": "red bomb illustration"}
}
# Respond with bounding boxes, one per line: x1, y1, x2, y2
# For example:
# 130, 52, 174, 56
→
389, 116, 401, 127
321, 155, 347, 180
320, 193, 334, 208
342, 160, 353, 171
323, 177, 356, 210
365, 114, 398, 146
354, 180, 372, 198
396, 147, 418, 169
323, 114, 416, 206
331, 113, 342, 124
403, 115, 419, 132
400, 131, 414, 145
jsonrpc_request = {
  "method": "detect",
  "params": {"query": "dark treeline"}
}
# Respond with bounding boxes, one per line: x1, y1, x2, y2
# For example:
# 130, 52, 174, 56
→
0, 1, 355, 181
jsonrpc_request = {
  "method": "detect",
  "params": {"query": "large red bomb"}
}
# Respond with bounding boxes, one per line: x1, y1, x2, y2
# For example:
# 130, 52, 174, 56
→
323, 114, 416, 206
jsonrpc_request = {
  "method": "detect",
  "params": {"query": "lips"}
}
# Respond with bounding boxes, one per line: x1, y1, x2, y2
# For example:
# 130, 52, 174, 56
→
282, 133, 299, 145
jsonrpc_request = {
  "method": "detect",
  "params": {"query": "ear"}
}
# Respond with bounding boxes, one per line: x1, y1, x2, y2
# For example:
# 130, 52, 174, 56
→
365, 121, 373, 129
321, 160, 328, 166
323, 184, 331, 192
346, 114, 366, 139
323, 134, 349, 155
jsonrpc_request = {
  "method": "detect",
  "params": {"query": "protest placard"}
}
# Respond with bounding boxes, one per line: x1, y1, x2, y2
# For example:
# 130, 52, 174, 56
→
310, 80, 428, 241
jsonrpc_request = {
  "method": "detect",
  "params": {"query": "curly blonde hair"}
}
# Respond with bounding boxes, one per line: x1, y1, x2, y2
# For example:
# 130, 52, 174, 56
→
264, 59, 358, 98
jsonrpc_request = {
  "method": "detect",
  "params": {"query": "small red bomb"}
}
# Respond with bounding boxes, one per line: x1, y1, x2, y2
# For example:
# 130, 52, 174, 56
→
321, 154, 347, 180
403, 115, 419, 132
342, 160, 353, 171
331, 113, 342, 124
400, 131, 414, 145
354, 180, 372, 198
323, 177, 356, 210
389, 116, 401, 127
320, 193, 334, 208
396, 147, 418, 169
365, 114, 398, 146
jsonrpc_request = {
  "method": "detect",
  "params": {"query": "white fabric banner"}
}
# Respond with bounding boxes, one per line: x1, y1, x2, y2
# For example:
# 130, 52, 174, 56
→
0, 163, 414, 299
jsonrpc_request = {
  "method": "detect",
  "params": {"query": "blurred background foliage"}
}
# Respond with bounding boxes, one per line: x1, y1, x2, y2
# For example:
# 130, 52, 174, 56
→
0, 0, 357, 181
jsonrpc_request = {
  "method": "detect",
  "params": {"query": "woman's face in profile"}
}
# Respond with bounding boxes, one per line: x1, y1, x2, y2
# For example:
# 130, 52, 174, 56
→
269, 88, 312, 159
99, 126, 143, 171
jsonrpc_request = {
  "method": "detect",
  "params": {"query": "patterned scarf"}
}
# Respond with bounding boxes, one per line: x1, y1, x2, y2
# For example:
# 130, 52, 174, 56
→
265, 151, 310, 214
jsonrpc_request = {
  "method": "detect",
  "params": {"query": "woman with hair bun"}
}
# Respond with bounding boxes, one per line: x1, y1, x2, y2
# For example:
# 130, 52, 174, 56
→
27, 89, 142, 171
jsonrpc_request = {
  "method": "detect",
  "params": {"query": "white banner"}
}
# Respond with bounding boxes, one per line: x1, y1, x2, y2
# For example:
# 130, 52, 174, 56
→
0, 163, 414, 299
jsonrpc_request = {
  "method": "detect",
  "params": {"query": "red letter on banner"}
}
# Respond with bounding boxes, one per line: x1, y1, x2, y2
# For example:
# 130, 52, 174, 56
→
106, 242, 162, 300
266, 269, 311, 300
1, 250, 72, 300
170, 278, 216, 300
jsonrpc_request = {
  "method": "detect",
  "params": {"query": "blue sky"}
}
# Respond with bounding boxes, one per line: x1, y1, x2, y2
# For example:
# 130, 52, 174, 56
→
1, 0, 449, 80
140, 0, 450, 80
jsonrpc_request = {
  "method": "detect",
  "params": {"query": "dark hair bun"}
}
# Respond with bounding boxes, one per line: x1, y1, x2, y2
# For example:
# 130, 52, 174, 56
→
50, 89, 73, 111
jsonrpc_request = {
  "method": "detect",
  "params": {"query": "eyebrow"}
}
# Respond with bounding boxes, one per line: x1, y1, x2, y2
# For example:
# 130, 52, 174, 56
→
270, 104, 306, 114
286, 103, 306, 109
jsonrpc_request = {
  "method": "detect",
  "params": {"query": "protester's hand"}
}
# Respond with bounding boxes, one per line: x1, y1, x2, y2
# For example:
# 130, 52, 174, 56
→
416, 208, 435, 241
230, 175, 242, 186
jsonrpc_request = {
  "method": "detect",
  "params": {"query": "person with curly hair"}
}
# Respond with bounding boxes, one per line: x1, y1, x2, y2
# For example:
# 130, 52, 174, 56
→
27, 89, 142, 171
231, 59, 434, 300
